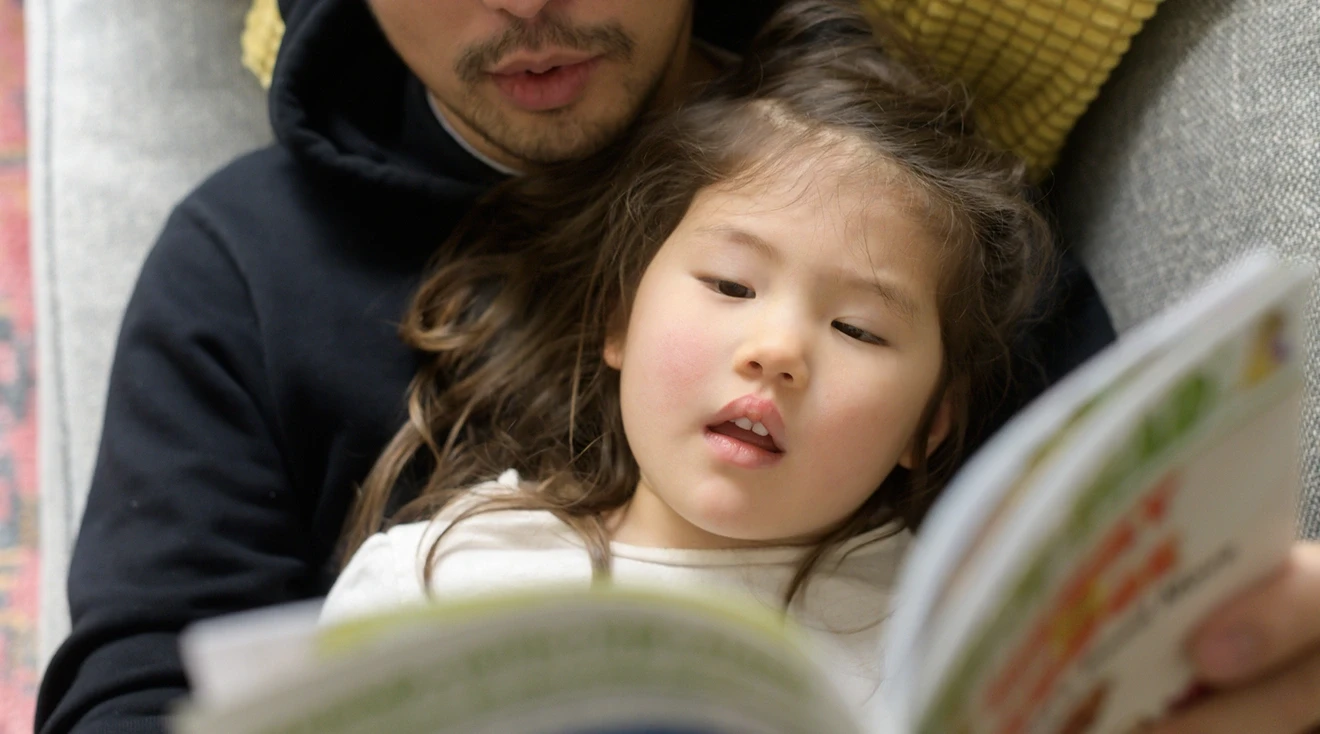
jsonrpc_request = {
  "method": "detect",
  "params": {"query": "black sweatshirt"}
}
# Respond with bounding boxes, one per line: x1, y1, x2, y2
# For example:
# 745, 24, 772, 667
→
34, 1, 1115, 731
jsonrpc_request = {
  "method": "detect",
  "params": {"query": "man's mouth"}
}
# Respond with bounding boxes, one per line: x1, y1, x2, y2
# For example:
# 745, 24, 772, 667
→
487, 56, 600, 112
489, 51, 598, 76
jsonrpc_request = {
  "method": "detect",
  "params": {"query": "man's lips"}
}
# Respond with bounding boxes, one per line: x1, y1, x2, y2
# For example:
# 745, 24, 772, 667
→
488, 51, 597, 76
486, 54, 601, 112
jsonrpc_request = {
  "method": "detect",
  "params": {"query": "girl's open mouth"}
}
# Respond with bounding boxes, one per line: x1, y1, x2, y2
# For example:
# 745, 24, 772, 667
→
709, 420, 782, 453
704, 422, 784, 469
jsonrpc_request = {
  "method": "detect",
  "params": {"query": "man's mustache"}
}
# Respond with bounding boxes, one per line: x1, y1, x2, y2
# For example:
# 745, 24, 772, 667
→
457, 17, 636, 83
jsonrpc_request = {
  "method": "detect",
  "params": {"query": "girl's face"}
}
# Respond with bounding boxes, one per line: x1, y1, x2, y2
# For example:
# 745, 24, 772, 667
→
605, 153, 951, 549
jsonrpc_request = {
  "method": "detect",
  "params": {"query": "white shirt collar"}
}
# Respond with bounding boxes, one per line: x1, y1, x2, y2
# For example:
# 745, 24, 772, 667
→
426, 92, 524, 177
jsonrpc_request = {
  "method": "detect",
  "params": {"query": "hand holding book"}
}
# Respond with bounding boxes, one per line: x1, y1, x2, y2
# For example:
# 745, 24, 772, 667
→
1151, 543, 1320, 734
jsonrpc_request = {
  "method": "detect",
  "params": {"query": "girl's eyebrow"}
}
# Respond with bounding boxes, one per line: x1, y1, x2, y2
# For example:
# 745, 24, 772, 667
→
835, 270, 920, 325
694, 224, 782, 263
695, 223, 920, 324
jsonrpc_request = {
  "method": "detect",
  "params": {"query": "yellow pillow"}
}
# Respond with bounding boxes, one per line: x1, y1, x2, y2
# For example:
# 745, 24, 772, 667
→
240, 0, 1162, 177
241, 0, 283, 90
863, 0, 1162, 176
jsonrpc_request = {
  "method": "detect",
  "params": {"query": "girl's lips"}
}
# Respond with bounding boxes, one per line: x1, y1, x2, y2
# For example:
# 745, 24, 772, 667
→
709, 420, 780, 453
488, 58, 600, 112
704, 427, 784, 469
708, 395, 788, 451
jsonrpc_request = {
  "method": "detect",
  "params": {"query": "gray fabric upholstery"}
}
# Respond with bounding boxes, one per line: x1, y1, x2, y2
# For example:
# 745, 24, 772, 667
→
26, 0, 1319, 671
1052, 0, 1320, 538
27, 0, 271, 663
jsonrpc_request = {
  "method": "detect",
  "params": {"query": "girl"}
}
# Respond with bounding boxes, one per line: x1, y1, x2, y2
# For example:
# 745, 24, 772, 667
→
321, 0, 1052, 703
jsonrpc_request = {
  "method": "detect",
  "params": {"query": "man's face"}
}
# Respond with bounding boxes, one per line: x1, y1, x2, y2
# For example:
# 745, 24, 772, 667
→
368, 0, 695, 168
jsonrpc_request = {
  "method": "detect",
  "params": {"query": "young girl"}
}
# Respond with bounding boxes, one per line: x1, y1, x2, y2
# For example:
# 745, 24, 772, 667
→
321, 0, 1052, 704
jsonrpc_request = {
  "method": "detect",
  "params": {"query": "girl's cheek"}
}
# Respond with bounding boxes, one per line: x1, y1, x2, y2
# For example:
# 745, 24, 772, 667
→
632, 309, 721, 407
813, 375, 910, 458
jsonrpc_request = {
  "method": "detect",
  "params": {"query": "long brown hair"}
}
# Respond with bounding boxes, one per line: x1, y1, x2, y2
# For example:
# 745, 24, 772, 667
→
343, 0, 1055, 604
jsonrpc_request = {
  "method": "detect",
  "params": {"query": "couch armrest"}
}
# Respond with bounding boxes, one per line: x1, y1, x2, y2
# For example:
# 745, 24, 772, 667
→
1052, 0, 1320, 536
26, 0, 272, 665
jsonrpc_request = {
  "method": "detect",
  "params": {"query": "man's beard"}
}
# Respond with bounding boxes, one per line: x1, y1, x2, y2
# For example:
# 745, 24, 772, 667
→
445, 15, 664, 166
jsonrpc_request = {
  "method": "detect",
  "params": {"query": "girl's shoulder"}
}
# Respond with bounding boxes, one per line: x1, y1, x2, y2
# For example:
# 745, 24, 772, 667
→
428, 468, 527, 520
322, 470, 559, 623
360, 469, 534, 554
383, 469, 566, 549
822, 525, 912, 590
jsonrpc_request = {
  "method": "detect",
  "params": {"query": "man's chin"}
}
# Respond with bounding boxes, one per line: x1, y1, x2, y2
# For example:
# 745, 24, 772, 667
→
491, 119, 630, 166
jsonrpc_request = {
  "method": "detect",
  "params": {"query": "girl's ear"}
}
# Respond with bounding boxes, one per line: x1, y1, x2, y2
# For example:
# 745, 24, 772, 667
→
603, 307, 628, 370
898, 393, 953, 470
603, 334, 625, 370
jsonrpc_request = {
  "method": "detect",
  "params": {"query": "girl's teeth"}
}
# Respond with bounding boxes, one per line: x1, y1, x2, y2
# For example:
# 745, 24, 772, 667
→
731, 417, 771, 437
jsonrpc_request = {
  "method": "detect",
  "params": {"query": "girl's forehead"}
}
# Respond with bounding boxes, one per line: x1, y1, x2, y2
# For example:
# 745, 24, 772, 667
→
695, 152, 932, 240
685, 158, 943, 283
710, 142, 926, 214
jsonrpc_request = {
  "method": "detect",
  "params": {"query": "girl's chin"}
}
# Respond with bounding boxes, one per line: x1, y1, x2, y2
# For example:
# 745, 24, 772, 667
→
624, 474, 823, 549
677, 498, 802, 548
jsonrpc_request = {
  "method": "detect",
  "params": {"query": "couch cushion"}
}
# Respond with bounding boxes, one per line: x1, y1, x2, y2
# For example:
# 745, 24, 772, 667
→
1052, 0, 1320, 536
28, 0, 272, 662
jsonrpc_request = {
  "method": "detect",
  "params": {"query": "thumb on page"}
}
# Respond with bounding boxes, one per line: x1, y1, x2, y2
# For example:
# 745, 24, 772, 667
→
1188, 543, 1320, 683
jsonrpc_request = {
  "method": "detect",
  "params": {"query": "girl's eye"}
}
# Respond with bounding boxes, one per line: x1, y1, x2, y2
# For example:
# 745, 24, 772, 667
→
703, 278, 755, 299
832, 320, 886, 346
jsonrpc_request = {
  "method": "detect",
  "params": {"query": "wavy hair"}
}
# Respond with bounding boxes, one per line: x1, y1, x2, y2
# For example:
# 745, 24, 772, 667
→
343, 0, 1056, 604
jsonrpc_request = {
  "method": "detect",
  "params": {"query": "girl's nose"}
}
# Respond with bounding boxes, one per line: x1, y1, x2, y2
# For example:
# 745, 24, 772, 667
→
480, 0, 556, 20
735, 331, 810, 388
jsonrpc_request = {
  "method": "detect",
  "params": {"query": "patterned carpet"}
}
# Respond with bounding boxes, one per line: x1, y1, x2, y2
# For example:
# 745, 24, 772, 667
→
0, 0, 38, 729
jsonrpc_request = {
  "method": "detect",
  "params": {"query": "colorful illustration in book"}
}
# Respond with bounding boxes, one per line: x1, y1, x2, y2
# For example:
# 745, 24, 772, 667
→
979, 472, 1184, 732
1239, 310, 1289, 387
928, 394, 1113, 622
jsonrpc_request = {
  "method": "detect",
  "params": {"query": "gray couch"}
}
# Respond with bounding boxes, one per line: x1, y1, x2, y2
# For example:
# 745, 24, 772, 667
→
26, 0, 1319, 670
26, 0, 271, 662
1051, 0, 1319, 522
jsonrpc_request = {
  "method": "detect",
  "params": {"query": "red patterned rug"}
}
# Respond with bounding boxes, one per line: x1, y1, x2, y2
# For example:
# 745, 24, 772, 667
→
0, 0, 38, 730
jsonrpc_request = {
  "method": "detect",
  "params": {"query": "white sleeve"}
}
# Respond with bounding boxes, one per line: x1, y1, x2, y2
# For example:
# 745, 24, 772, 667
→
319, 530, 425, 625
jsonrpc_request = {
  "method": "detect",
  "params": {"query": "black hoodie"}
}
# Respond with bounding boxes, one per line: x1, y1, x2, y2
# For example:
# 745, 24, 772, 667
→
34, 1, 1114, 731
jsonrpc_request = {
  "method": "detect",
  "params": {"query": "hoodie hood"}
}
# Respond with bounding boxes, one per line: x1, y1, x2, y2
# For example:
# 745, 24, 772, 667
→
268, 0, 480, 202
267, 0, 787, 201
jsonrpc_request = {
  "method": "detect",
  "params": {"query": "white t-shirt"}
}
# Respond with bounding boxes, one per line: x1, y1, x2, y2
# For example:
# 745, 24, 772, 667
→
321, 471, 909, 708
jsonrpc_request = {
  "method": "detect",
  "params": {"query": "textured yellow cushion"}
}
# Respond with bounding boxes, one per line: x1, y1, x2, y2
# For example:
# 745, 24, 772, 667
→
240, 0, 1162, 177
241, 0, 283, 90
863, 0, 1162, 175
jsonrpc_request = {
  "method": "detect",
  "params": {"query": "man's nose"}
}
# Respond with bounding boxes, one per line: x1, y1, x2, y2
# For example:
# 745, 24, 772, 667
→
480, 0, 556, 20
734, 328, 810, 388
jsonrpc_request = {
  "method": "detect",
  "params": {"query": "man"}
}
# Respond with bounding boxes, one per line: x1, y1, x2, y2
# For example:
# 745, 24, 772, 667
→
52, 1, 1320, 733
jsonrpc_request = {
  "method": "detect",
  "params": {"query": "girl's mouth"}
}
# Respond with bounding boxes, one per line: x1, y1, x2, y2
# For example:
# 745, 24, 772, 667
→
704, 422, 784, 469
709, 420, 782, 453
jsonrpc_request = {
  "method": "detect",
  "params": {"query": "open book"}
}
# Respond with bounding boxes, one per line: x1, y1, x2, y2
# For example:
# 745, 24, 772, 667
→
173, 252, 1310, 734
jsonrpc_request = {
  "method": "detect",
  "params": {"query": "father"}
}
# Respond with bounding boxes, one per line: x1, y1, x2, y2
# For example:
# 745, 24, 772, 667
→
31, 0, 1183, 732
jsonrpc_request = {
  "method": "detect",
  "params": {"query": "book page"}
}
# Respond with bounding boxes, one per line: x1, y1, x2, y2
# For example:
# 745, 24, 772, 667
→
175, 587, 864, 734
882, 253, 1294, 717
910, 267, 1307, 734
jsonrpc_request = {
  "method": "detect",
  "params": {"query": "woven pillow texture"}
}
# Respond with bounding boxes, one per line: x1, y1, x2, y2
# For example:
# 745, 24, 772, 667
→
240, 0, 1162, 177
